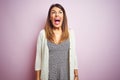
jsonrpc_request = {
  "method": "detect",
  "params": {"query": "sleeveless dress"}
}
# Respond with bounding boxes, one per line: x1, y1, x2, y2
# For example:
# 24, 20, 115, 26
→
47, 39, 70, 80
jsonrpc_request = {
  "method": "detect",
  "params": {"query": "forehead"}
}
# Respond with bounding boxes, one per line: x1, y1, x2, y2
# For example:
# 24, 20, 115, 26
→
51, 7, 63, 12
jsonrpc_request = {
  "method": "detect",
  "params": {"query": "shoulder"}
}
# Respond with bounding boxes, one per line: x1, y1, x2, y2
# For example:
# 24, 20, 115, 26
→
38, 29, 46, 38
68, 28, 76, 41
68, 28, 75, 35
39, 29, 45, 35
39, 29, 45, 34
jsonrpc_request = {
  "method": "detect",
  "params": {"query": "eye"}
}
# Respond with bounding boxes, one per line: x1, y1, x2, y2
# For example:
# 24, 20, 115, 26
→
51, 11, 56, 14
59, 11, 63, 14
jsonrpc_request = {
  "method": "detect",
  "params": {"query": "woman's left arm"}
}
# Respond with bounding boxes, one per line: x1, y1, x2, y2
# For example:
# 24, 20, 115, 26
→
71, 30, 79, 80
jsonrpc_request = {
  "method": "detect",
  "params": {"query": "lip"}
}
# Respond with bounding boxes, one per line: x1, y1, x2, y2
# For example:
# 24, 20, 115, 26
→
54, 17, 61, 21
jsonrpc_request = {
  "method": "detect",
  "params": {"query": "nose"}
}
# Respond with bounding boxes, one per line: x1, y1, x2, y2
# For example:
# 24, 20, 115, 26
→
55, 12, 59, 16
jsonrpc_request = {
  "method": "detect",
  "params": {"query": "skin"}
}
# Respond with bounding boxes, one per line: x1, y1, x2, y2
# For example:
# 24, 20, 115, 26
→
36, 7, 79, 80
36, 70, 41, 80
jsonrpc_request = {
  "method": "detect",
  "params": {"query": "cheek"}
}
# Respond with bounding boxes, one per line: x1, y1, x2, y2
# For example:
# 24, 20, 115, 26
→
50, 16, 54, 22
50, 14, 55, 19
60, 14, 64, 19
50, 16, 54, 24
61, 16, 64, 21
50, 14, 53, 20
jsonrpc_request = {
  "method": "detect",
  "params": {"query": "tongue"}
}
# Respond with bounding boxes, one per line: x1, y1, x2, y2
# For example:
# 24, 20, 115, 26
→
55, 21, 60, 25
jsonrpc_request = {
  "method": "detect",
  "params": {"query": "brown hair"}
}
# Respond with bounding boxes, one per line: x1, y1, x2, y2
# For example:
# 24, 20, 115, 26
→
44, 3, 69, 43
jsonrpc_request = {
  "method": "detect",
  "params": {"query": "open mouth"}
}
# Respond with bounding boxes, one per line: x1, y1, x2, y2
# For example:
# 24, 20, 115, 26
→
54, 18, 61, 25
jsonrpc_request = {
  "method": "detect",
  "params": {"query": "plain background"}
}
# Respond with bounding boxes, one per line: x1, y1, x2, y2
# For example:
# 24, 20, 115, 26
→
0, 0, 120, 80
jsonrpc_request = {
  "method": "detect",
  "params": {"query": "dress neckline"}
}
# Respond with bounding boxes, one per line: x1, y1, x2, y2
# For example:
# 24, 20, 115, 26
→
47, 39, 69, 46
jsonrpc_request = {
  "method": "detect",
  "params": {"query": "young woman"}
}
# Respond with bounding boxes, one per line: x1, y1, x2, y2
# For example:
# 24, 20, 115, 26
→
35, 3, 79, 80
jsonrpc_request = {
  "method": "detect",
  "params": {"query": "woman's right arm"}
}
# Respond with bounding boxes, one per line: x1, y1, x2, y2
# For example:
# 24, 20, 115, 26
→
36, 70, 41, 80
35, 30, 43, 80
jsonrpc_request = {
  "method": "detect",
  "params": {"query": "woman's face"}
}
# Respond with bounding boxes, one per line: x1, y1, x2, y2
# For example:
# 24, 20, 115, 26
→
50, 7, 64, 28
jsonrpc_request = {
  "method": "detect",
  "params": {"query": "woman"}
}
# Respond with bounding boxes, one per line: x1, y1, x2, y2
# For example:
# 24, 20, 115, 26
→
35, 3, 79, 80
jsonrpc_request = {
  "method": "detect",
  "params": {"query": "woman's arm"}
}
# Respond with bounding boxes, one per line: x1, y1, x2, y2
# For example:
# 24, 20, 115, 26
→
36, 70, 41, 80
35, 30, 44, 80
70, 30, 79, 80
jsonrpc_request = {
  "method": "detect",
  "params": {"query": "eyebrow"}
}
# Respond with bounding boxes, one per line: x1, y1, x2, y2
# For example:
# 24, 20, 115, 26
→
51, 10, 56, 12
51, 10, 62, 12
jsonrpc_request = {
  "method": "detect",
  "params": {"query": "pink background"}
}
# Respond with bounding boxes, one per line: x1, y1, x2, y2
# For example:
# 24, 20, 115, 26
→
0, 0, 120, 80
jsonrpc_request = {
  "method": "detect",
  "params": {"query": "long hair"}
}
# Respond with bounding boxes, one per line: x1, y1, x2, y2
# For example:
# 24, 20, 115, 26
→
44, 3, 69, 43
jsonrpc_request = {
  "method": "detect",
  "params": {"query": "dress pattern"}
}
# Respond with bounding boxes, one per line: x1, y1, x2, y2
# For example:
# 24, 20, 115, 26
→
47, 39, 70, 80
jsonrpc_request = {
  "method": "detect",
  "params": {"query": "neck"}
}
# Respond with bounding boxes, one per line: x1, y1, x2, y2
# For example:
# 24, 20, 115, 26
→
53, 27, 62, 35
53, 27, 62, 31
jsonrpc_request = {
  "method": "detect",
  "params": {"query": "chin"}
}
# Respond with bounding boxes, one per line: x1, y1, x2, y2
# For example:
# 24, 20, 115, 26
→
53, 24, 62, 28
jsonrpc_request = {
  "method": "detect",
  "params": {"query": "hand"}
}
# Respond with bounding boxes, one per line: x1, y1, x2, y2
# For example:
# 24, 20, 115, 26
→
74, 69, 79, 80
